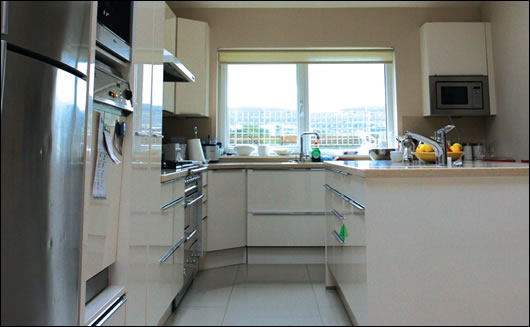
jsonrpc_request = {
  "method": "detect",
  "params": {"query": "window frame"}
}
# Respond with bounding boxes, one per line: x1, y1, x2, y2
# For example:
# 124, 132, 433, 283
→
218, 61, 396, 153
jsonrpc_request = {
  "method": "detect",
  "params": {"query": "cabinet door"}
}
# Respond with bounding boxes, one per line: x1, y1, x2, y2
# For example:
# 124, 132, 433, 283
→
206, 170, 246, 251
84, 111, 125, 281
247, 169, 325, 246
175, 18, 209, 116
421, 23, 488, 75
162, 3, 177, 114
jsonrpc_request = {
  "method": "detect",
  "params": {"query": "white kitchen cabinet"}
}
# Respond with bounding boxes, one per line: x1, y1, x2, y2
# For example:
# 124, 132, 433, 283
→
174, 18, 210, 117
420, 23, 490, 75
247, 169, 325, 247
420, 22, 497, 115
163, 3, 176, 114
324, 163, 529, 325
206, 169, 246, 251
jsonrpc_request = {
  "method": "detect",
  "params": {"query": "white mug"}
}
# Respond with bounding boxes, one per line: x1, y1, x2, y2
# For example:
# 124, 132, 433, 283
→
258, 145, 269, 156
463, 144, 473, 161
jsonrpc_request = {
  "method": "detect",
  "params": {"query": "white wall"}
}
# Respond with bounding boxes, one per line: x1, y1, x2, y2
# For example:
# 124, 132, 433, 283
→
481, 1, 529, 160
168, 6, 486, 140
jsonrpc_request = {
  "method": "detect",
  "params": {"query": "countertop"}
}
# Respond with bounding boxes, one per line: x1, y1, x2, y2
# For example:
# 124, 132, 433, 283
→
325, 160, 530, 178
207, 162, 325, 169
160, 168, 188, 183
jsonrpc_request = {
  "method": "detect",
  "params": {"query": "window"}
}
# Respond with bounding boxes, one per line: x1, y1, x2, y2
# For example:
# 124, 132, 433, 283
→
218, 49, 396, 154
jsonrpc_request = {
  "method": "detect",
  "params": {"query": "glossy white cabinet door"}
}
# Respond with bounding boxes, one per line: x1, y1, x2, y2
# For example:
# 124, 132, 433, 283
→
206, 170, 246, 251
247, 169, 325, 246
248, 169, 324, 211
83, 111, 126, 281
174, 18, 210, 117
420, 22, 489, 75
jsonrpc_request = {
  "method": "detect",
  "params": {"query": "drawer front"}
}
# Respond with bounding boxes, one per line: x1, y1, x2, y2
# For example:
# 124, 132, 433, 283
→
247, 213, 325, 246
342, 174, 365, 206
248, 169, 324, 211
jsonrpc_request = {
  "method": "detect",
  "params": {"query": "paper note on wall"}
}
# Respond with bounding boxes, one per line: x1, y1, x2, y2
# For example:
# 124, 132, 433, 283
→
92, 115, 109, 199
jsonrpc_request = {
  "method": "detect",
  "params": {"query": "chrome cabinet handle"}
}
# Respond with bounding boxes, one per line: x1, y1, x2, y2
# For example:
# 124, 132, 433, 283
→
340, 194, 366, 212
332, 230, 344, 244
159, 237, 185, 263
151, 133, 164, 138
160, 196, 184, 211
190, 166, 208, 175
324, 183, 343, 198
92, 296, 127, 326
185, 229, 198, 242
327, 167, 351, 176
184, 184, 198, 194
185, 194, 204, 207
331, 209, 344, 221
250, 211, 325, 216
134, 131, 150, 137
324, 184, 365, 212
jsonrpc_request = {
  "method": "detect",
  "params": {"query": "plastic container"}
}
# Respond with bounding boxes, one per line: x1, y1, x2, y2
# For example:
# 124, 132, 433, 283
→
311, 142, 321, 162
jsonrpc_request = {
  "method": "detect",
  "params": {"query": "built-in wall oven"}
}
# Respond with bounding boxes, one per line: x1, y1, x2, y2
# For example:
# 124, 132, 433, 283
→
429, 75, 490, 116
96, 1, 132, 62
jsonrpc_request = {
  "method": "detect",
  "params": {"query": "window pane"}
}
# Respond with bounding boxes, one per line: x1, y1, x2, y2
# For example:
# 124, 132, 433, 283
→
308, 64, 387, 152
227, 64, 298, 146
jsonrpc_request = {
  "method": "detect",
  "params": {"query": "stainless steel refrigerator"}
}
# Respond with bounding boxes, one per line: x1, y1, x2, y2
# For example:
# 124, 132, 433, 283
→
1, 1, 91, 325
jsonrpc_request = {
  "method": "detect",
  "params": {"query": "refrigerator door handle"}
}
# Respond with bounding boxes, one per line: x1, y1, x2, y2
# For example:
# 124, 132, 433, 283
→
1, 1, 7, 35
1, 40, 6, 113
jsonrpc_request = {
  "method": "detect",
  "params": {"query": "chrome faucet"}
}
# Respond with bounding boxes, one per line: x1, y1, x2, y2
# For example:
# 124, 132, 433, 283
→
404, 125, 455, 166
299, 131, 320, 162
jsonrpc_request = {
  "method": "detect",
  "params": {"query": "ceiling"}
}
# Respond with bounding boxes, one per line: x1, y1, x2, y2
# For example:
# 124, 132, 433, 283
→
168, 1, 483, 9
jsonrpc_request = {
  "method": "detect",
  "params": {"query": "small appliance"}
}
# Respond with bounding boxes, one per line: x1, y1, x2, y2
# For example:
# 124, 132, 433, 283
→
429, 75, 490, 116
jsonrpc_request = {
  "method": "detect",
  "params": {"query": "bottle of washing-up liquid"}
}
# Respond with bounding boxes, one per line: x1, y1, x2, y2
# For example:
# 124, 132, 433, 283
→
311, 141, 321, 162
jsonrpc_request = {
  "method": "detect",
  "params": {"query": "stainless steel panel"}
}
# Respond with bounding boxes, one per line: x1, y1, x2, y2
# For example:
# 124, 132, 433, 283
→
4, 1, 90, 76
1, 49, 86, 325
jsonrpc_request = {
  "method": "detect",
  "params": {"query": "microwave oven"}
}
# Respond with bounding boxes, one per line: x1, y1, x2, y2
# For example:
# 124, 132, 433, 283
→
429, 75, 490, 116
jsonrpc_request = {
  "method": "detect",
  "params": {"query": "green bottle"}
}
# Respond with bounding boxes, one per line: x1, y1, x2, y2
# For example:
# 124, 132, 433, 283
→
311, 141, 321, 162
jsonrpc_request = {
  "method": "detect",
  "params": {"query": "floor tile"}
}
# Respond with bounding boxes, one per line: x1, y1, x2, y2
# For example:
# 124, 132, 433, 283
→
191, 265, 238, 290
234, 264, 311, 287
179, 286, 233, 308
165, 306, 226, 326
224, 284, 320, 322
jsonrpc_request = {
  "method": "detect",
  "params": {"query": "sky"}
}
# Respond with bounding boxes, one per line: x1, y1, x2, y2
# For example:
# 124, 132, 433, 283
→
226, 63, 386, 112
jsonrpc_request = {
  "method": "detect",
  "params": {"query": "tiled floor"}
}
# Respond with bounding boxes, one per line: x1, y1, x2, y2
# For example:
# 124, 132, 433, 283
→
164, 264, 352, 326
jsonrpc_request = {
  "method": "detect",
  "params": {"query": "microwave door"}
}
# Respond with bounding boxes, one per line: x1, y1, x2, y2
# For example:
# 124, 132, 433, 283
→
437, 83, 474, 109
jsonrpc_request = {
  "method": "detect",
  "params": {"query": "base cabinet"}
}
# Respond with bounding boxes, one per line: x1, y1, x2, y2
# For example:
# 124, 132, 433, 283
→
324, 165, 529, 325
247, 169, 325, 247
206, 169, 246, 251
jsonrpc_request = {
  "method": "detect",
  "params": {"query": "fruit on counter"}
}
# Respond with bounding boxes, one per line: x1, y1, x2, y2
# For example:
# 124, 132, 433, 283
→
447, 143, 452, 152
450, 144, 462, 152
416, 143, 434, 153
452, 142, 463, 149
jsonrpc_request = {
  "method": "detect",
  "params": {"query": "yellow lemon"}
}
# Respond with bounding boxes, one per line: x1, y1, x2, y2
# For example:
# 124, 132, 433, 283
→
422, 144, 434, 152
416, 144, 425, 153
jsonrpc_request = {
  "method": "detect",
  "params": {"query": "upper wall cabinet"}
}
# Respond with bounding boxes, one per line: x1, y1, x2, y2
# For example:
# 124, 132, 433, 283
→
420, 22, 497, 115
175, 18, 210, 117
163, 7, 210, 117
420, 22, 490, 75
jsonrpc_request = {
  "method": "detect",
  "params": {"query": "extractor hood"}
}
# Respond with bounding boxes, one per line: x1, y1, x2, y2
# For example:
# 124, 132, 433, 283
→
163, 49, 195, 82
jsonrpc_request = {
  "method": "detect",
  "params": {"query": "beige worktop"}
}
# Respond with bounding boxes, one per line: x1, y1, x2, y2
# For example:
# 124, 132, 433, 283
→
325, 160, 530, 178
160, 168, 188, 183
208, 162, 325, 169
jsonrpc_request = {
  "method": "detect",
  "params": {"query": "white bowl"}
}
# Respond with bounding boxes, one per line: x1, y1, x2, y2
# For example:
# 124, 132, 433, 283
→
272, 149, 292, 156
390, 150, 403, 162
233, 145, 256, 156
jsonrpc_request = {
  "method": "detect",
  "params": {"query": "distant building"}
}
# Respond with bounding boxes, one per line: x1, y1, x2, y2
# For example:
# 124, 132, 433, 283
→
228, 106, 387, 148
